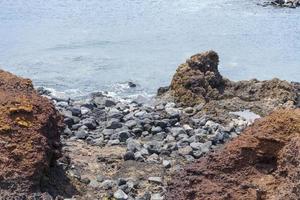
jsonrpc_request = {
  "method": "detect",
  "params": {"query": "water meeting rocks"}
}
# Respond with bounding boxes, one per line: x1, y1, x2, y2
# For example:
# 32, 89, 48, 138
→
159, 50, 299, 118
0, 70, 63, 198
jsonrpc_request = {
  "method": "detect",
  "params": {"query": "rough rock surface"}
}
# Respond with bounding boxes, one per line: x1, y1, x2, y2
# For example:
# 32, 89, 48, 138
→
166, 109, 300, 200
159, 50, 299, 119
0, 70, 63, 198
262, 0, 300, 8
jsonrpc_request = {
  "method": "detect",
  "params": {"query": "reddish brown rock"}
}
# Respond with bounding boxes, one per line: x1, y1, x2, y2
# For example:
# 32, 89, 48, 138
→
166, 109, 300, 200
0, 70, 63, 198
159, 51, 299, 119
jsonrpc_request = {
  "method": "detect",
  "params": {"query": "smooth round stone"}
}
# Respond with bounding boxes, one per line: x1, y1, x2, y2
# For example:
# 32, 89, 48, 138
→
151, 126, 162, 134
114, 189, 128, 200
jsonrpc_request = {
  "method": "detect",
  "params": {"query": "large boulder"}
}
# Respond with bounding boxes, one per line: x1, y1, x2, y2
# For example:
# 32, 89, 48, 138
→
166, 109, 300, 200
159, 50, 299, 117
0, 70, 63, 198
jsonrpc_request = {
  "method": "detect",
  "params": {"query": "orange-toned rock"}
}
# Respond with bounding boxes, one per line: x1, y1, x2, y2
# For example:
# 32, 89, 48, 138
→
0, 70, 63, 198
166, 109, 300, 200
159, 51, 299, 118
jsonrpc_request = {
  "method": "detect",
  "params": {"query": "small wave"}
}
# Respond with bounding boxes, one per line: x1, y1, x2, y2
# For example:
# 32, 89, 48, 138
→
45, 40, 126, 51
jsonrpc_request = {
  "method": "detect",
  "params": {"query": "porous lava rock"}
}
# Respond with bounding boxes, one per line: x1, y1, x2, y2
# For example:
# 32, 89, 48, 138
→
166, 109, 300, 200
159, 50, 299, 117
0, 70, 63, 198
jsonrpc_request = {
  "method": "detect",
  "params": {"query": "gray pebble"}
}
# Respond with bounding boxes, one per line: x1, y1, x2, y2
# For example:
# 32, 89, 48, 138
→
114, 189, 128, 200
148, 177, 162, 184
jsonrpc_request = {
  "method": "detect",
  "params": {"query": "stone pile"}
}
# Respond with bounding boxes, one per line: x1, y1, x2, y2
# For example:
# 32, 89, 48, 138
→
38, 88, 250, 199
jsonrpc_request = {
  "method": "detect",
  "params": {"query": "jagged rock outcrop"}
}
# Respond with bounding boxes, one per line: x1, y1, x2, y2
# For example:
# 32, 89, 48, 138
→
0, 70, 63, 198
159, 50, 299, 118
166, 109, 300, 200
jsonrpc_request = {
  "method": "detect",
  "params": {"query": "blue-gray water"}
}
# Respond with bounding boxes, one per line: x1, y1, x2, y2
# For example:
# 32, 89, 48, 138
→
0, 0, 299, 97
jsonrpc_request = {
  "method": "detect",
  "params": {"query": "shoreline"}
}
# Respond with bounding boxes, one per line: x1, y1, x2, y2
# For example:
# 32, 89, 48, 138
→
39, 87, 252, 199
0, 50, 299, 199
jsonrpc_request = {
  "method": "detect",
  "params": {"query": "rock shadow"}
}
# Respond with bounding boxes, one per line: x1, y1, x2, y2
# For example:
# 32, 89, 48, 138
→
40, 162, 79, 198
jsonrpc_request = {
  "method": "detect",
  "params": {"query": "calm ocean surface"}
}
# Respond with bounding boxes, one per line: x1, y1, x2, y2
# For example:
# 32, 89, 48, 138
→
0, 0, 299, 97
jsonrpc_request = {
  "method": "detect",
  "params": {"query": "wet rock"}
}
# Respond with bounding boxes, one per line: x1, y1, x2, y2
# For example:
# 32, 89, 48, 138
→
128, 81, 137, 88
157, 86, 170, 96
104, 99, 117, 107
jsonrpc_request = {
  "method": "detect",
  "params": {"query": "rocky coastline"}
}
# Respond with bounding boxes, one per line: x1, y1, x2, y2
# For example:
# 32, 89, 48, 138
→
0, 51, 299, 199
260, 0, 300, 8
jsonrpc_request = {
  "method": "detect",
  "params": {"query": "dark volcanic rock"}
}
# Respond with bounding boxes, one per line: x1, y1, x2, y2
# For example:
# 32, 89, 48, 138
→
268, 0, 300, 8
0, 70, 63, 198
166, 109, 300, 200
